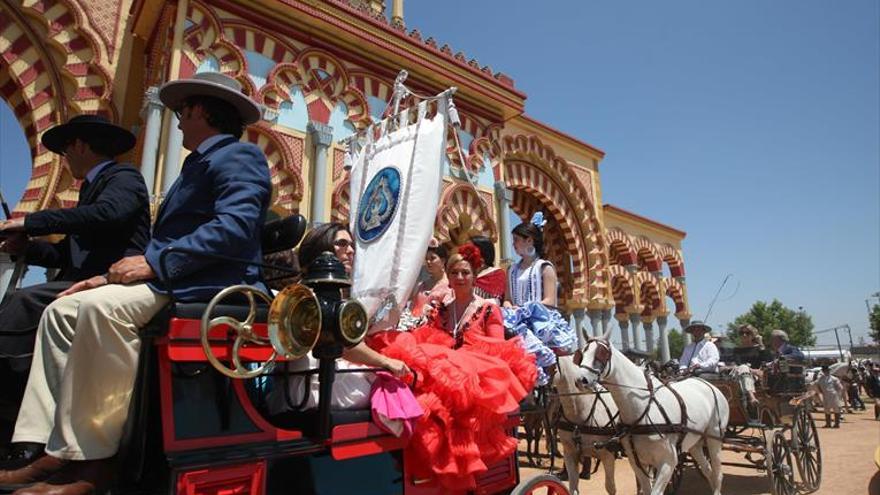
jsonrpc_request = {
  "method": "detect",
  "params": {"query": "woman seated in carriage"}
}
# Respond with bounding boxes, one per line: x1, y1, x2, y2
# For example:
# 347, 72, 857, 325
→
270, 228, 535, 490
368, 243, 536, 490
502, 212, 576, 386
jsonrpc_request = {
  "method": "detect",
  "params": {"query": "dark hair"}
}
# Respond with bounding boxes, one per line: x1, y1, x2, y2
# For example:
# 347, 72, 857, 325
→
184, 95, 245, 138
298, 222, 350, 270
512, 221, 544, 258
469, 235, 495, 267
426, 244, 449, 263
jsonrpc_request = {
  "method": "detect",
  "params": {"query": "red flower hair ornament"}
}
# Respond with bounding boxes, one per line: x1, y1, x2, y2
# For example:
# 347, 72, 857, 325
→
457, 243, 484, 273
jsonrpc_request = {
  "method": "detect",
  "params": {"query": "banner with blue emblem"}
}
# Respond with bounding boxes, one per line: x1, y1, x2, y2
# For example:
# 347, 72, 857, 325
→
348, 99, 447, 328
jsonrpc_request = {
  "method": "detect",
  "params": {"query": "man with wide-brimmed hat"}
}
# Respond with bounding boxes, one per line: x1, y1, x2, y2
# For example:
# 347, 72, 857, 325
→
678, 320, 720, 374
0, 115, 150, 456
0, 72, 270, 494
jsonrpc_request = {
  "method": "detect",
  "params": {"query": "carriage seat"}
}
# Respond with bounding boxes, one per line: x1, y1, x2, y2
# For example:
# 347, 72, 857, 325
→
268, 408, 373, 438
142, 214, 306, 337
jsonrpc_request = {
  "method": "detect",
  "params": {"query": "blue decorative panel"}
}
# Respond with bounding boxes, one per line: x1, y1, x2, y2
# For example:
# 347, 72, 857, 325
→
276, 86, 308, 132
244, 50, 275, 88
367, 96, 387, 122
196, 56, 220, 73
329, 102, 356, 141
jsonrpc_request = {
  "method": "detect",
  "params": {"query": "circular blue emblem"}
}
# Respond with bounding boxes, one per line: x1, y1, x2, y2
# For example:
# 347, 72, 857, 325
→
356, 167, 401, 243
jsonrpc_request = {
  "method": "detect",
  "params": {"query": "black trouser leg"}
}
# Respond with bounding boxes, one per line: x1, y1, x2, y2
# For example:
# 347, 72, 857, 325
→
0, 281, 73, 445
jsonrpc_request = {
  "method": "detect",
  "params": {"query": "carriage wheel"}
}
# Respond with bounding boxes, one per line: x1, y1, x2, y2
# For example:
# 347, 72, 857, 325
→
766, 430, 796, 495
792, 406, 822, 492
511, 474, 570, 495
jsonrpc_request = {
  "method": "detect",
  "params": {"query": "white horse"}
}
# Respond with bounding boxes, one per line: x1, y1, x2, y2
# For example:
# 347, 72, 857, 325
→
553, 354, 619, 495
576, 332, 729, 495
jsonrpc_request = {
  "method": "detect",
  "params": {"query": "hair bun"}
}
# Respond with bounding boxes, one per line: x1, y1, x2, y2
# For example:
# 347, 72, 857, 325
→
457, 243, 484, 272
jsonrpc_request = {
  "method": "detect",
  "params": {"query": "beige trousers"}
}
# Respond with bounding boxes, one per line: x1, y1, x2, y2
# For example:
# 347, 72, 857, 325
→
12, 283, 169, 460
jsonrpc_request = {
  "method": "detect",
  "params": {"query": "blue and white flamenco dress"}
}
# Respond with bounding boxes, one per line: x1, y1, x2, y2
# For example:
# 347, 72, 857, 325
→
502, 258, 575, 386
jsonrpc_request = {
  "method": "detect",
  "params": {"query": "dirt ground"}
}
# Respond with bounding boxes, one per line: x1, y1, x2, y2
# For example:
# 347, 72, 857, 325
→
518, 402, 880, 495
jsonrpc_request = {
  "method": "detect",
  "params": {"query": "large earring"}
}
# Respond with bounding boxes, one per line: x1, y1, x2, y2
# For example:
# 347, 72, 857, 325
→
526, 246, 536, 258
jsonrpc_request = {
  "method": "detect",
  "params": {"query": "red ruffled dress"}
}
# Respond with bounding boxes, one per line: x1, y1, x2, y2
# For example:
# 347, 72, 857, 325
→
368, 300, 536, 490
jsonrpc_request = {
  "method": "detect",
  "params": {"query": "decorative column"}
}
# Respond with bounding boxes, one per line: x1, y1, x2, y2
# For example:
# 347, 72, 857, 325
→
679, 317, 692, 345
616, 313, 631, 350
572, 308, 586, 350
601, 309, 612, 338
494, 181, 514, 264
629, 313, 642, 351
643, 319, 655, 354
160, 115, 184, 195
657, 316, 670, 362
587, 309, 602, 338
307, 122, 334, 225
139, 87, 164, 197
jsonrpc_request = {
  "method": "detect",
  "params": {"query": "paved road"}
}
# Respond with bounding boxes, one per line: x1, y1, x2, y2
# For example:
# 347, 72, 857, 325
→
518, 405, 879, 494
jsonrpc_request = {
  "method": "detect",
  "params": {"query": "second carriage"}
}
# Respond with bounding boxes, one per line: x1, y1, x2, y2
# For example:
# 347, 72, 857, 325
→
695, 359, 822, 495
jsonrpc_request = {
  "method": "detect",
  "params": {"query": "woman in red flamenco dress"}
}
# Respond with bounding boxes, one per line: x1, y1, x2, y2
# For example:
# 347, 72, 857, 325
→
368, 244, 536, 491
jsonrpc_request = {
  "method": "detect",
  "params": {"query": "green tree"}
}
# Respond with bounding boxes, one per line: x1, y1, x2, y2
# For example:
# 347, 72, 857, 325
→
664, 329, 685, 361
727, 299, 816, 348
869, 303, 880, 344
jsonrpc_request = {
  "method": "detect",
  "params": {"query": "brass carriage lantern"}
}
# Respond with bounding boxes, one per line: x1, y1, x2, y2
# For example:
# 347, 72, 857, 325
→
269, 251, 368, 361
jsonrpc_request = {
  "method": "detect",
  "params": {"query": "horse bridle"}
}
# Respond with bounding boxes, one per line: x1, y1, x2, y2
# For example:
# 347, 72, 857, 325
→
577, 338, 613, 381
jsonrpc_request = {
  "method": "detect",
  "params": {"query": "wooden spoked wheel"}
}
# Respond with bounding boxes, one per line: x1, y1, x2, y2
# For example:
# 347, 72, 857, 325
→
792, 406, 821, 492
511, 474, 570, 495
767, 430, 796, 495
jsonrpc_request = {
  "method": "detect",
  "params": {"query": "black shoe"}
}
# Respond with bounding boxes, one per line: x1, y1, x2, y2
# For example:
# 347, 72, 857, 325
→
0, 442, 45, 470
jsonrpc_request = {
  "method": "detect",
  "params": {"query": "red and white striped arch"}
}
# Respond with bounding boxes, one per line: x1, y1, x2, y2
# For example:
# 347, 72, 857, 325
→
504, 159, 591, 304
496, 133, 611, 307
664, 276, 688, 317
262, 50, 371, 130
330, 177, 350, 226
657, 243, 686, 278
222, 22, 298, 66
245, 126, 302, 213
609, 264, 636, 310
636, 271, 664, 317
435, 182, 497, 245
606, 228, 638, 266
0, 0, 113, 215
633, 236, 662, 272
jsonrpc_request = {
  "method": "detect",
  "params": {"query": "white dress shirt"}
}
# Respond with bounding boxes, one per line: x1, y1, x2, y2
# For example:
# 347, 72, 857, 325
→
678, 338, 720, 372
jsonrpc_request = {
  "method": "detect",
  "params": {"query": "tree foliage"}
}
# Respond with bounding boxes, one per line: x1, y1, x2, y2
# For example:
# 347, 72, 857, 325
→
726, 299, 816, 347
870, 303, 880, 344
666, 329, 685, 361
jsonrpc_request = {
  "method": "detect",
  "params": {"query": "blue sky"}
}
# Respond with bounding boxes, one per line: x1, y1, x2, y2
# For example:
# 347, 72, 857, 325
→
402, 0, 879, 344
1, 1, 878, 344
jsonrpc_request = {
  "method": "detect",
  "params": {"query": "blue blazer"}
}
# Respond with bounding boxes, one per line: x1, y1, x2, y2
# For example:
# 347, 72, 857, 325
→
23, 162, 150, 282
144, 138, 271, 301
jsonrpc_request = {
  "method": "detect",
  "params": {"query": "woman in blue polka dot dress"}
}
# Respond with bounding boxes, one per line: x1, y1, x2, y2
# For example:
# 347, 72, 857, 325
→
502, 212, 575, 386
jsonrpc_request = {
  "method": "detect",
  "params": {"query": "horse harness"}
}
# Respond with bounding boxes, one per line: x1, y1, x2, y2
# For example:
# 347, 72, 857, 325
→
579, 339, 727, 478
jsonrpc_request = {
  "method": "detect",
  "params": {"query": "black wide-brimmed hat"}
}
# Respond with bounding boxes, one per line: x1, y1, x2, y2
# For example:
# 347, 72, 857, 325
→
41, 115, 136, 156
159, 72, 262, 125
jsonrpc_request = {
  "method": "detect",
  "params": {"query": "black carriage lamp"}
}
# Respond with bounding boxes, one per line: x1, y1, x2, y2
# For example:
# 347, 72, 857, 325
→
269, 251, 368, 361
268, 251, 368, 439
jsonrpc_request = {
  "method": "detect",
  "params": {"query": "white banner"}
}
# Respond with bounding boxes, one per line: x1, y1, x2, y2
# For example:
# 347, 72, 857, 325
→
349, 100, 447, 328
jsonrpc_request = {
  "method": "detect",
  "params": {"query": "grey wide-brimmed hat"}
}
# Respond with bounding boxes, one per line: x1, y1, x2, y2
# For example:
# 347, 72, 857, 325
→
41, 115, 135, 156
159, 72, 262, 125
684, 320, 712, 334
